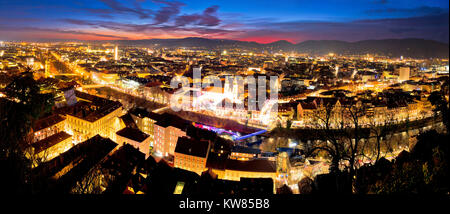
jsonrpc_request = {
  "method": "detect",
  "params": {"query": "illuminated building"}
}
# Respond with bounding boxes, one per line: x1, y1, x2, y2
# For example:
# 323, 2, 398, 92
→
116, 127, 151, 158
263, 61, 274, 70
211, 159, 277, 182
174, 137, 211, 175
99, 143, 145, 194
153, 113, 188, 157
248, 67, 261, 73
44, 59, 50, 78
174, 137, 277, 190
62, 91, 123, 143
173, 181, 185, 194
26, 57, 34, 67
296, 97, 359, 126
114, 45, 119, 61
143, 83, 172, 104
60, 135, 118, 193
296, 100, 318, 122
277, 103, 295, 122
29, 114, 73, 166
335, 65, 339, 77
192, 66, 202, 80
129, 108, 161, 143
30, 132, 72, 166
230, 146, 260, 160
32, 114, 68, 143
360, 71, 377, 82
398, 67, 410, 82
32, 135, 118, 191
295, 92, 430, 127
91, 70, 120, 85
276, 152, 291, 183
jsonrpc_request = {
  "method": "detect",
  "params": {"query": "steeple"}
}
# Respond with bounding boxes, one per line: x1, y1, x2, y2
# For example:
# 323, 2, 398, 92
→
114, 45, 119, 61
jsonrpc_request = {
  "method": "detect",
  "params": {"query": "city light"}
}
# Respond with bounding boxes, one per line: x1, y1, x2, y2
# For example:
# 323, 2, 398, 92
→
0, 0, 448, 199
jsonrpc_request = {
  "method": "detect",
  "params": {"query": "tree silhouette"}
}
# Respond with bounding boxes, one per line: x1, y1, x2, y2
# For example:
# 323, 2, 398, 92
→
367, 112, 395, 163
428, 89, 449, 134
307, 101, 368, 193
0, 72, 56, 193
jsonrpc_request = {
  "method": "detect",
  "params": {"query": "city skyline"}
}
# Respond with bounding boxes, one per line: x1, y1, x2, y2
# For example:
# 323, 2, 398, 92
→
0, 0, 449, 199
0, 0, 449, 43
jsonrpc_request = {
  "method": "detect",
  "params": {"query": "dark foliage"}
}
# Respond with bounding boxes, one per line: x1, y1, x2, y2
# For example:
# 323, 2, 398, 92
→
0, 72, 55, 193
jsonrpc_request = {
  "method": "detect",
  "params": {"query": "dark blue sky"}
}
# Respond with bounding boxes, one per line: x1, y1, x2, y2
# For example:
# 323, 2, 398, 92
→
0, 0, 448, 43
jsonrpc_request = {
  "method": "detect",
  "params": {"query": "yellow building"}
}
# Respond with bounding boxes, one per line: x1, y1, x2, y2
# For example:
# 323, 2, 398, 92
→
63, 91, 123, 143
278, 103, 295, 122
129, 108, 162, 144
32, 114, 67, 143
211, 159, 277, 182
296, 101, 318, 121
230, 146, 260, 161
91, 70, 120, 85
174, 137, 211, 175
153, 113, 188, 157
296, 98, 343, 125
30, 131, 72, 167
29, 114, 73, 166
142, 83, 172, 105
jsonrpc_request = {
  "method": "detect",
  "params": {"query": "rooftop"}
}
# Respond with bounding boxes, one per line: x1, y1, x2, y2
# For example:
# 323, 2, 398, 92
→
33, 114, 65, 132
32, 135, 117, 193
61, 91, 122, 122
31, 131, 72, 154
116, 127, 150, 142
129, 107, 161, 121
101, 144, 145, 194
154, 113, 189, 130
224, 159, 276, 173
53, 135, 118, 193
175, 137, 210, 158
231, 145, 261, 154
119, 113, 138, 129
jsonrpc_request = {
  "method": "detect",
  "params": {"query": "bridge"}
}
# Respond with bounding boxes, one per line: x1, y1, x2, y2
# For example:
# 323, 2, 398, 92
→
233, 129, 267, 141
192, 122, 267, 142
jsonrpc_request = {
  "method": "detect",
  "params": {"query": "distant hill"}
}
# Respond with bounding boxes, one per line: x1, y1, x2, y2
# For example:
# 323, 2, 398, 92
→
294, 39, 449, 59
110, 37, 448, 58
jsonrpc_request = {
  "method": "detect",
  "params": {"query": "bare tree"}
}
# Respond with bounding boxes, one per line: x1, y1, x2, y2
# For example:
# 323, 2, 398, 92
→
71, 164, 104, 194
343, 102, 367, 180
367, 111, 395, 163
308, 100, 368, 192
309, 102, 346, 174
24, 145, 51, 168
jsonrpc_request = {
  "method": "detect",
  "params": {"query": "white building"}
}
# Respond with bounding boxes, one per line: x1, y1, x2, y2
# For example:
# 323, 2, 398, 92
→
114, 45, 119, 61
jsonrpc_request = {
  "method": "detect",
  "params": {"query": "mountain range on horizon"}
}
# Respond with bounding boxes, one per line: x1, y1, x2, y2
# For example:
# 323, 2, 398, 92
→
23, 37, 450, 59
109, 37, 450, 59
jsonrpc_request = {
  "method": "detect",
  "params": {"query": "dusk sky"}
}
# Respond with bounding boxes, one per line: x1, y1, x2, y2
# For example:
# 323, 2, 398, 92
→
0, 0, 448, 43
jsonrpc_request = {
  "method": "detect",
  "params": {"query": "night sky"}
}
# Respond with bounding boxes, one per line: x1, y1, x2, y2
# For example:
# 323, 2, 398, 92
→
0, 0, 448, 43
